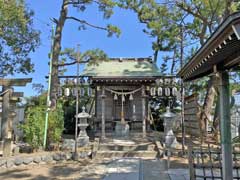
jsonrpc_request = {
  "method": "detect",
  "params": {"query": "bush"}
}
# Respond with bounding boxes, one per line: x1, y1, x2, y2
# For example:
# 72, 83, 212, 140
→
20, 94, 64, 150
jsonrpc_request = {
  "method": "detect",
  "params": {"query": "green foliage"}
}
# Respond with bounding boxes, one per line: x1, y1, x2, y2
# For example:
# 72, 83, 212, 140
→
119, 0, 183, 73
58, 47, 109, 74
121, 0, 240, 75
64, 0, 121, 38
20, 106, 45, 149
0, 0, 40, 76
20, 94, 64, 149
107, 24, 121, 37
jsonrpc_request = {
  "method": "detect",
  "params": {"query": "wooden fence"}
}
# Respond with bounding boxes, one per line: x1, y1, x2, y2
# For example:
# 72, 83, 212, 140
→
188, 144, 240, 179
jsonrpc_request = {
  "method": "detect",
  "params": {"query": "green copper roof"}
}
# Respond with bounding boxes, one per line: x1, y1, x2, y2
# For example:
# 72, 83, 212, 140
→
81, 58, 162, 77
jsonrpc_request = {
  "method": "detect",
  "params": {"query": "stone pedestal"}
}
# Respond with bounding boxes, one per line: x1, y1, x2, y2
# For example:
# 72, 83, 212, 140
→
77, 136, 89, 147
115, 122, 129, 137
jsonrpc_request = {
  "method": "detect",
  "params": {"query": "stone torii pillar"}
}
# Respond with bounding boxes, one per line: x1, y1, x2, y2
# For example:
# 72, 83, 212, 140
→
0, 78, 32, 157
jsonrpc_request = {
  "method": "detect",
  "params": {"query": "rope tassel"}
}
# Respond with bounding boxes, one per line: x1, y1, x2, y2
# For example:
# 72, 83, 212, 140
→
122, 94, 125, 102
114, 94, 118, 100
129, 94, 133, 100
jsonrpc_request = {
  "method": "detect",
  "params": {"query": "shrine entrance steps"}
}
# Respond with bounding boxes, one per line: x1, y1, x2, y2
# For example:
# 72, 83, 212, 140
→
95, 135, 159, 159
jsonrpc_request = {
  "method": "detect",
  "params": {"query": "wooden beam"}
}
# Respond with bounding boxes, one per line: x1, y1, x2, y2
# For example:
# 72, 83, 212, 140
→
0, 78, 32, 86
12, 92, 24, 97
0, 97, 21, 102
0, 92, 23, 102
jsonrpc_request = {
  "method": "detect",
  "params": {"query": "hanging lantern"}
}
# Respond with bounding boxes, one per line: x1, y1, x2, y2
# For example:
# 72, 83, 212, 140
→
80, 78, 85, 85
57, 87, 63, 97
165, 87, 171, 96
150, 87, 156, 96
114, 94, 118, 100
165, 78, 171, 85
172, 78, 176, 85
68, 79, 73, 85
64, 78, 69, 85
72, 88, 78, 96
80, 88, 85, 96
79, 78, 84, 84
172, 87, 178, 96
73, 78, 78, 85
129, 94, 133, 100
122, 94, 125, 102
159, 78, 164, 85
97, 86, 100, 91
87, 87, 92, 96
157, 87, 163, 96
64, 88, 70, 96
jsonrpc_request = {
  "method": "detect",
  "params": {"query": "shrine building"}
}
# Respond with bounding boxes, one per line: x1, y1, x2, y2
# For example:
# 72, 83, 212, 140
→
81, 57, 177, 138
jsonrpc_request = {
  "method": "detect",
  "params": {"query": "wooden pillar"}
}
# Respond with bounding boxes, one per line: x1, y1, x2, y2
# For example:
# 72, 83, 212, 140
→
218, 71, 233, 180
142, 86, 146, 137
101, 87, 106, 139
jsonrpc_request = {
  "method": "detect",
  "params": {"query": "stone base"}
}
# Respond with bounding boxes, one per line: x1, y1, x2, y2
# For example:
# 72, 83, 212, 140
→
115, 122, 129, 137
3, 139, 12, 157
77, 136, 89, 147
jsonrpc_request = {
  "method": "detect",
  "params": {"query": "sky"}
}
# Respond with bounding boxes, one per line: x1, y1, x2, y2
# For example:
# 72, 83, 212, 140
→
11, 0, 156, 97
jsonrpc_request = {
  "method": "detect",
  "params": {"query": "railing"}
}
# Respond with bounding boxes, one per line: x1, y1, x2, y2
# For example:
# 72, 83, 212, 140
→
188, 143, 240, 179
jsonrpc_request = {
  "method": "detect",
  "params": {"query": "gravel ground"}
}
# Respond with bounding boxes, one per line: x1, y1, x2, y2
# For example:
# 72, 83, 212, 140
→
0, 159, 110, 180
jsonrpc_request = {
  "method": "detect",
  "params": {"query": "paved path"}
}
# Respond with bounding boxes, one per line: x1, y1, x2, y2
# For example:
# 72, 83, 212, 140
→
102, 158, 189, 180
103, 158, 140, 180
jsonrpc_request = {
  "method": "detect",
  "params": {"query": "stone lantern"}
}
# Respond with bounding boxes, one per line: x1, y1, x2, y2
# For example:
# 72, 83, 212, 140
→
77, 107, 90, 147
162, 106, 177, 149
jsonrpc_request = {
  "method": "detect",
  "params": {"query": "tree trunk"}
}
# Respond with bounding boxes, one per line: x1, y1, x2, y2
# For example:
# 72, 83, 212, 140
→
170, 48, 177, 74
209, 0, 233, 140
200, 77, 217, 136
153, 37, 160, 63
213, 95, 220, 141
50, 0, 68, 108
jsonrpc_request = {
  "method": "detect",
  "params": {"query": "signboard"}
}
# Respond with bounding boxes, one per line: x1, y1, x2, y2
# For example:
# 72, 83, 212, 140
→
184, 94, 201, 137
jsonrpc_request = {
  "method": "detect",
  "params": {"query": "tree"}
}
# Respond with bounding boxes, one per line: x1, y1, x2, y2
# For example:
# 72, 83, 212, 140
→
173, 0, 239, 137
123, 0, 240, 139
0, 0, 40, 76
120, 0, 183, 74
49, 0, 120, 108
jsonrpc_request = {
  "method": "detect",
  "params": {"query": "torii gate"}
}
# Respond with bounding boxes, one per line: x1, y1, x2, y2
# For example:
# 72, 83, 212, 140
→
0, 78, 32, 157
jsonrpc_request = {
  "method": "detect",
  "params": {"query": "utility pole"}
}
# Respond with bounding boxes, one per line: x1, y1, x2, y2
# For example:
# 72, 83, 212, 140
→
43, 25, 55, 149
74, 44, 80, 160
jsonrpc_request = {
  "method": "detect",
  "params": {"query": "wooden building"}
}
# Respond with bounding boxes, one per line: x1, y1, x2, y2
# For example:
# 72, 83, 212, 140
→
178, 12, 240, 180
82, 58, 164, 138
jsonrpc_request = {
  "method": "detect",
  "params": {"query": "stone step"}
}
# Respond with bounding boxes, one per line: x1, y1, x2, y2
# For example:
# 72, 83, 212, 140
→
99, 144, 156, 151
96, 150, 158, 159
